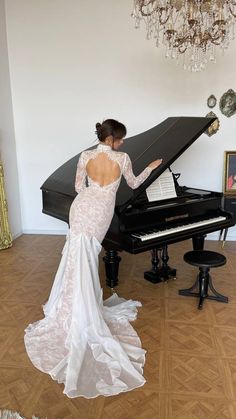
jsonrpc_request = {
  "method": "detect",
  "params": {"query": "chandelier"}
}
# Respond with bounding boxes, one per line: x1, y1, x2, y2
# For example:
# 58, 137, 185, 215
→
132, 0, 236, 71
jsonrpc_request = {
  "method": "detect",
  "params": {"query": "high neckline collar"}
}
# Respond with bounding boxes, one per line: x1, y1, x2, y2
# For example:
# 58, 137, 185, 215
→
97, 142, 112, 150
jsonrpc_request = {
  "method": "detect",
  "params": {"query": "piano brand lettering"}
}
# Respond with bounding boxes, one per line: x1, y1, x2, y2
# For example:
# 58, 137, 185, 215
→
165, 213, 189, 222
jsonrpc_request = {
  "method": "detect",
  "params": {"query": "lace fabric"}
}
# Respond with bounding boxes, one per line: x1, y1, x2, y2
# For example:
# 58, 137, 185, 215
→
75, 143, 152, 194
24, 143, 152, 398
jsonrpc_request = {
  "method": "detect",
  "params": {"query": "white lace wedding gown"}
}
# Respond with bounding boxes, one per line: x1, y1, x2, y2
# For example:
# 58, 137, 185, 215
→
24, 143, 152, 398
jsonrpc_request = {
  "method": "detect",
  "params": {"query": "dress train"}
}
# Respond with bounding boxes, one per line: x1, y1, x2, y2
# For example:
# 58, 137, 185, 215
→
24, 232, 146, 398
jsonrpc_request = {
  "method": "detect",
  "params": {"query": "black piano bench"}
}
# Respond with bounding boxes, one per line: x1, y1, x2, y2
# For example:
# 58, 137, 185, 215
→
178, 250, 228, 310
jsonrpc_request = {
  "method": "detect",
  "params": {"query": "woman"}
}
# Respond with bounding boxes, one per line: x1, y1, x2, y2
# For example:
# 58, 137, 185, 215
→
24, 119, 162, 398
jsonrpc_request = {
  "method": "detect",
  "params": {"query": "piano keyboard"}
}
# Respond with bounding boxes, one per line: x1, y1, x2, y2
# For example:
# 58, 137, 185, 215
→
131, 216, 227, 242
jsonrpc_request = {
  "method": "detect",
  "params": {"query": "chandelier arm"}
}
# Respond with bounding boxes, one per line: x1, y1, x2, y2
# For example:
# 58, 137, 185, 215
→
173, 35, 189, 48
209, 30, 225, 42
140, 0, 156, 5
140, 7, 160, 17
139, 0, 162, 17
211, 37, 226, 45
178, 45, 188, 54
229, 5, 236, 17
159, 5, 173, 25
206, 30, 226, 44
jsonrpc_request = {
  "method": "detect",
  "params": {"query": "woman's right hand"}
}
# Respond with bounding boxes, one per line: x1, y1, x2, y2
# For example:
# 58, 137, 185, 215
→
148, 158, 163, 170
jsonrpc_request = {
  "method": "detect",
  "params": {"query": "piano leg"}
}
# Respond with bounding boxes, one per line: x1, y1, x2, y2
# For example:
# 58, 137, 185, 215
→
103, 250, 121, 288
144, 248, 162, 284
159, 245, 177, 280
144, 246, 176, 283
192, 234, 206, 250
222, 228, 228, 248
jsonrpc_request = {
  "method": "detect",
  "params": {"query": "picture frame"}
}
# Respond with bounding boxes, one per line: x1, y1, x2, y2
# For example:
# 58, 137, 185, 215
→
0, 161, 12, 249
205, 111, 220, 137
220, 89, 236, 118
207, 94, 217, 108
223, 151, 236, 195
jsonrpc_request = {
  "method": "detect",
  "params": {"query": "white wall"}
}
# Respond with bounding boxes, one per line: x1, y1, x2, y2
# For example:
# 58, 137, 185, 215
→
4, 0, 236, 238
0, 0, 22, 238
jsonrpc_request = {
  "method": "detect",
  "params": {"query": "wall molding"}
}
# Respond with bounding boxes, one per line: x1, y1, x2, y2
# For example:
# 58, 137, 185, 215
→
22, 229, 67, 236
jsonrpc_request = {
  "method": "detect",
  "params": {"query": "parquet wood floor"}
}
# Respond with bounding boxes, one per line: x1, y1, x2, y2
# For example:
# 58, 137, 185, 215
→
0, 235, 236, 419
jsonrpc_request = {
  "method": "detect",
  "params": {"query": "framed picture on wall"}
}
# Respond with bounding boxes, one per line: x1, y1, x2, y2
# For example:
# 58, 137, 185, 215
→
223, 151, 236, 194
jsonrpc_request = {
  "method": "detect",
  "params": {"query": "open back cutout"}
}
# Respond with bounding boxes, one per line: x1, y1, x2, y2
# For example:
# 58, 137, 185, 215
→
86, 153, 121, 187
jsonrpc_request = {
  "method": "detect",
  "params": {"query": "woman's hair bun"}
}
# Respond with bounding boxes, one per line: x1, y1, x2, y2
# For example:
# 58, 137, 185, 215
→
95, 122, 102, 141
95, 122, 102, 130
95, 119, 126, 142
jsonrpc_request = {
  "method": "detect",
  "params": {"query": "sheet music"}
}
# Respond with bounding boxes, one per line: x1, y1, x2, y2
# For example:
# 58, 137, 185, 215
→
146, 170, 177, 202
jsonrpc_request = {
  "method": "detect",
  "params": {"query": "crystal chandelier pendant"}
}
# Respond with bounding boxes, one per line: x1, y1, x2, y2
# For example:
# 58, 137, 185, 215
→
131, 0, 236, 71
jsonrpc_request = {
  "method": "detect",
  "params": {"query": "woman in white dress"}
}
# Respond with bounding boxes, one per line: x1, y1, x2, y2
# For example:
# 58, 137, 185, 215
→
24, 119, 162, 398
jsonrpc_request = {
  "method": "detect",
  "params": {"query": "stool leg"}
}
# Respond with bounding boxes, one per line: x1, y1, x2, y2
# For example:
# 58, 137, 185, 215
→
179, 267, 211, 309
207, 274, 228, 303
178, 273, 200, 297
198, 268, 209, 310
179, 268, 228, 308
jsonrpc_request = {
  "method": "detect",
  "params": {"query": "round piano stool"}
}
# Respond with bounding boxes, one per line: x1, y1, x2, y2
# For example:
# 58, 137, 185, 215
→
178, 250, 228, 310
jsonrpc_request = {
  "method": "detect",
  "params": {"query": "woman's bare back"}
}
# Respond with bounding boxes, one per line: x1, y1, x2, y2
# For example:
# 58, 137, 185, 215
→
86, 152, 121, 187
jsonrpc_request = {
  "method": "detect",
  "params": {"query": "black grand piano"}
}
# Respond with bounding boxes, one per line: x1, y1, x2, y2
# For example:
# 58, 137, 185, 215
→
41, 117, 235, 287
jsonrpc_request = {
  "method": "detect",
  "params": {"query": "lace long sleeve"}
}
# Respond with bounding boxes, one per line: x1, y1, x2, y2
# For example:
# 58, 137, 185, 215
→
75, 152, 87, 194
122, 153, 152, 190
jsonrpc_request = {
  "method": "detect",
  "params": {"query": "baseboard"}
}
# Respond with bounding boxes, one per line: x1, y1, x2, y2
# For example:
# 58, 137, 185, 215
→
22, 229, 67, 235
12, 230, 23, 240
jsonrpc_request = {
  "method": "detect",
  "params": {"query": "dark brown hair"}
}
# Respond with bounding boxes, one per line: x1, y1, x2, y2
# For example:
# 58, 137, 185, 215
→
95, 119, 127, 142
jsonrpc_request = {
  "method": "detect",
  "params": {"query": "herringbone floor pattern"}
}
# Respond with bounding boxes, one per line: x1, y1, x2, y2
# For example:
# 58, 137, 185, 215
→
0, 235, 236, 419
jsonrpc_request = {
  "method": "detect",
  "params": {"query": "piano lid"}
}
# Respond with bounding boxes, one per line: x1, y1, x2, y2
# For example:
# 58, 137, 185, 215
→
116, 116, 215, 212
41, 116, 215, 211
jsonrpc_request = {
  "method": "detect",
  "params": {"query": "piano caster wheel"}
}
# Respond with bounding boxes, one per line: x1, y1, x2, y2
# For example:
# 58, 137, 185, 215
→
144, 271, 162, 284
